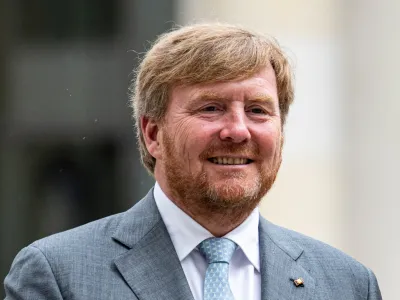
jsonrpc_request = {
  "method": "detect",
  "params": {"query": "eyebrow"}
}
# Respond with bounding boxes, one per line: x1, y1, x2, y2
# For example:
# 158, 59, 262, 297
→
191, 91, 275, 104
191, 92, 226, 103
248, 93, 275, 103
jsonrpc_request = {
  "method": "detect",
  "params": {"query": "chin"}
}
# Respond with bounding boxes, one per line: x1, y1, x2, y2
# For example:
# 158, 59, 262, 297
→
206, 180, 261, 206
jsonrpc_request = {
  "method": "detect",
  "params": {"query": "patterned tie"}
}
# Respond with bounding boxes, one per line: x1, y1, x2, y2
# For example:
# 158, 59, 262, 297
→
198, 238, 237, 300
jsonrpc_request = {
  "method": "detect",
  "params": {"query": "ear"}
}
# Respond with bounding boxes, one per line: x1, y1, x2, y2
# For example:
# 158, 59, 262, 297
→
141, 116, 163, 160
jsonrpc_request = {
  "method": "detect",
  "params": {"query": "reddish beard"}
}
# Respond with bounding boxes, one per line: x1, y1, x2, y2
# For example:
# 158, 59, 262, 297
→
160, 131, 282, 221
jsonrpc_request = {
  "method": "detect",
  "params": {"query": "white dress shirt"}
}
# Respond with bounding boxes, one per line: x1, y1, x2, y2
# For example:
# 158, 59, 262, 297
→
154, 183, 261, 300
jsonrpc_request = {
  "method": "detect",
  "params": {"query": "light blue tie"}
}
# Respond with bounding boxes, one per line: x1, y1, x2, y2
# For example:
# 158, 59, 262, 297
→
198, 238, 237, 300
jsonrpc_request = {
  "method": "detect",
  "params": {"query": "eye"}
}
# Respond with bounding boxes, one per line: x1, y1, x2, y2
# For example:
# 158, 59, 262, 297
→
248, 106, 267, 114
202, 105, 221, 112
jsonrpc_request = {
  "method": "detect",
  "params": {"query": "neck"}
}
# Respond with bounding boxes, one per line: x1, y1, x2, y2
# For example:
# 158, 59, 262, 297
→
179, 204, 254, 237
156, 179, 256, 237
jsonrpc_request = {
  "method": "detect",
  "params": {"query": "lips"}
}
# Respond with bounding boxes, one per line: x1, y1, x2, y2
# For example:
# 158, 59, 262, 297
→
208, 157, 253, 165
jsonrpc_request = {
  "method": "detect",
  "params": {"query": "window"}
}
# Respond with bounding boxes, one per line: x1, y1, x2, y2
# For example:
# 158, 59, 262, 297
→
19, 0, 119, 41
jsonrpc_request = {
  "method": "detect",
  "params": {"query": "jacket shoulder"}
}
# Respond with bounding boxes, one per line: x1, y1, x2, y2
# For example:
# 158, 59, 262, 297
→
33, 211, 123, 248
262, 219, 381, 299
263, 219, 362, 264
280, 224, 364, 267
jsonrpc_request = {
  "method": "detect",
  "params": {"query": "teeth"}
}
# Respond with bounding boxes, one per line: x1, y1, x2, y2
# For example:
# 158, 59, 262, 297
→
211, 157, 249, 165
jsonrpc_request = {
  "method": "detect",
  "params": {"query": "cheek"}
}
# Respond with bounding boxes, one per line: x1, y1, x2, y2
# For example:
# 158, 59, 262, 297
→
167, 119, 209, 158
255, 127, 282, 155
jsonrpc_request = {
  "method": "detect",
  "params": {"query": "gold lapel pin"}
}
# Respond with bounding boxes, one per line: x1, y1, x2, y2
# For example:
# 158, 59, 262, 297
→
293, 277, 304, 287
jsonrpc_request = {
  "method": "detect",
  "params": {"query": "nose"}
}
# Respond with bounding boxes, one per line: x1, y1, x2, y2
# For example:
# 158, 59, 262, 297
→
219, 110, 251, 143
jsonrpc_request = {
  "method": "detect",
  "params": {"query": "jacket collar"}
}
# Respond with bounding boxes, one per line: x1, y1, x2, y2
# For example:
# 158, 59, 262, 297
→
259, 217, 316, 299
112, 189, 194, 300
112, 189, 315, 300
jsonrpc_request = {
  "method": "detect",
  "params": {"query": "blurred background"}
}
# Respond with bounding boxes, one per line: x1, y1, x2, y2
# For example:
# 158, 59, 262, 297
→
0, 0, 398, 298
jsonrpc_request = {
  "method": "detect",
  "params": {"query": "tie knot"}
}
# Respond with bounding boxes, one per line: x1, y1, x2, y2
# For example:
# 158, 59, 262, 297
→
198, 238, 237, 264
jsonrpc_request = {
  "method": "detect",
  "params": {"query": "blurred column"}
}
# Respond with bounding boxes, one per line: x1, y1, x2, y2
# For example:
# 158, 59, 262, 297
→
343, 0, 400, 298
177, 0, 346, 248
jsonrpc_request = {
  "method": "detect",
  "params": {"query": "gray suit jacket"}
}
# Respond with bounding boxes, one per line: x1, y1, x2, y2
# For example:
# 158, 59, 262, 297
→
4, 189, 382, 299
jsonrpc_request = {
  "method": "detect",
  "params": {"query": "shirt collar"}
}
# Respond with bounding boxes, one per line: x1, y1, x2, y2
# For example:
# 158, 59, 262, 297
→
154, 182, 260, 272
224, 206, 260, 272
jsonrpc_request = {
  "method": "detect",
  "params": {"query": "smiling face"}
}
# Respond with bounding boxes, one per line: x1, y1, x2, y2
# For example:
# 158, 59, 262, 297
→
143, 66, 283, 218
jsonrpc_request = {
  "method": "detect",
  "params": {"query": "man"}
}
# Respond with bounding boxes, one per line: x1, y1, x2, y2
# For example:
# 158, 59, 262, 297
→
4, 23, 381, 300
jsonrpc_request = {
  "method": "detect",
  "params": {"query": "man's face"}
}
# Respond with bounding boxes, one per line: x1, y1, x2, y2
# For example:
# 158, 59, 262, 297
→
151, 66, 282, 214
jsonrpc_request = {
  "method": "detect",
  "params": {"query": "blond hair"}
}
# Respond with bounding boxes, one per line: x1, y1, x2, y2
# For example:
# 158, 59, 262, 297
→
131, 23, 294, 174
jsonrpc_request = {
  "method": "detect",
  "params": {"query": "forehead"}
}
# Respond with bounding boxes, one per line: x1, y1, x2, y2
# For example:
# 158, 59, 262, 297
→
169, 66, 278, 106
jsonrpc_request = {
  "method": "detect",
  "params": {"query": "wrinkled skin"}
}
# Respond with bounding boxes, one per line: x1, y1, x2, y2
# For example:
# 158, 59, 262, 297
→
142, 66, 283, 236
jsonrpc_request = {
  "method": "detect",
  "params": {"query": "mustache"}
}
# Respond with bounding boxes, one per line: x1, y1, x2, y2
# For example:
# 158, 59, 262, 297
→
200, 141, 260, 159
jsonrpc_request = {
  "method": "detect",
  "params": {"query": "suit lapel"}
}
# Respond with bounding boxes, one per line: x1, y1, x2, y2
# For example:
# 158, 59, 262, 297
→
111, 190, 316, 300
112, 190, 194, 300
259, 217, 315, 300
